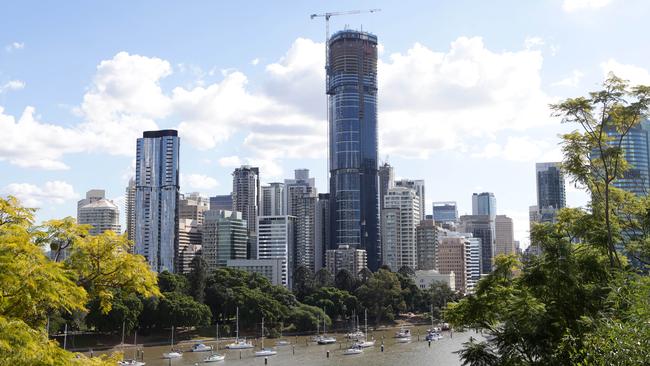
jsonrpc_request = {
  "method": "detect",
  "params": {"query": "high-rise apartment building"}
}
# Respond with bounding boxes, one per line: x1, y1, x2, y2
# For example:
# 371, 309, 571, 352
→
395, 179, 426, 221
295, 193, 317, 272
325, 245, 367, 277
232, 166, 260, 238
177, 219, 202, 274
210, 194, 233, 211
378, 162, 394, 212
328, 30, 380, 271
284, 169, 316, 216
77, 190, 121, 236
125, 178, 136, 242
459, 214, 494, 274
432, 201, 458, 223
416, 219, 438, 270
134, 130, 180, 273
261, 183, 284, 216
495, 215, 515, 256
381, 187, 420, 271
257, 215, 296, 288
201, 210, 248, 272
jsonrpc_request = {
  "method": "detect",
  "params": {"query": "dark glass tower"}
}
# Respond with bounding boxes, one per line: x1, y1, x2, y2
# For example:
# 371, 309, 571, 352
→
328, 30, 380, 271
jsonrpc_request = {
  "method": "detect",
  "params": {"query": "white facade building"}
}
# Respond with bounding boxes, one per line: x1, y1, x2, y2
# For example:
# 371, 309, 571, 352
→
257, 215, 296, 288
381, 187, 420, 271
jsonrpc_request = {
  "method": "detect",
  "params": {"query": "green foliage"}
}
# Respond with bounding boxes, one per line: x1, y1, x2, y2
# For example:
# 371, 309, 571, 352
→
158, 270, 189, 294
86, 291, 143, 333
313, 268, 333, 288
355, 269, 404, 324
187, 256, 208, 302
334, 269, 356, 292
288, 304, 330, 332
292, 265, 314, 300
158, 292, 211, 328
303, 287, 359, 322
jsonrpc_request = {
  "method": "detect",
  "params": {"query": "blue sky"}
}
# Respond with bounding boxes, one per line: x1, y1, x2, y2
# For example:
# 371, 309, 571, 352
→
1, 0, 649, 246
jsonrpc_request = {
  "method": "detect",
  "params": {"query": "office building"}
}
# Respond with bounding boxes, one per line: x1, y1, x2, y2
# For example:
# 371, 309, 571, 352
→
395, 179, 426, 221
77, 190, 121, 236
536, 162, 566, 209
606, 120, 650, 196
177, 219, 202, 274
232, 165, 260, 237
314, 193, 330, 271
201, 210, 248, 271
381, 187, 420, 271
495, 215, 515, 256
125, 178, 136, 242
414, 270, 455, 291
257, 215, 296, 288
179, 193, 209, 225
134, 130, 180, 273
378, 162, 394, 212
459, 215, 494, 274
325, 245, 367, 277
437, 236, 467, 294
226, 259, 283, 286
416, 219, 438, 270
472, 192, 497, 219
328, 30, 380, 270
432, 201, 458, 223
261, 183, 284, 216
210, 194, 233, 211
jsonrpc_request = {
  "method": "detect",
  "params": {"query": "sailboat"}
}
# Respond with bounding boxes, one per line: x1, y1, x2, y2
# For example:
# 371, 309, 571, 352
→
346, 312, 364, 340
225, 307, 254, 349
426, 304, 443, 341
118, 330, 146, 366
317, 315, 336, 345
354, 309, 375, 348
162, 326, 183, 359
204, 323, 225, 363
254, 317, 277, 357
275, 322, 290, 346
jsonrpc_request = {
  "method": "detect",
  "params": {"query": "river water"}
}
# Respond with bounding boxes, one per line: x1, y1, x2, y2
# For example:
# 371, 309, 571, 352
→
107, 325, 481, 366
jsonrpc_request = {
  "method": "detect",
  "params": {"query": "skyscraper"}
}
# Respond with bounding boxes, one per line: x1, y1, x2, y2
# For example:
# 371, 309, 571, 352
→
135, 130, 180, 273
232, 165, 260, 238
459, 214, 494, 274
378, 162, 394, 212
284, 169, 316, 216
257, 215, 296, 288
437, 237, 467, 294
314, 193, 330, 271
395, 179, 426, 221
261, 183, 284, 216
381, 187, 420, 271
77, 189, 121, 236
295, 193, 317, 272
495, 215, 515, 256
178, 192, 209, 225
432, 201, 458, 224
125, 178, 136, 242
416, 219, 438, 271
328, 30, 380, 271
606, 120, 650, 196
177, 219, 202, 274
210, 194, 233, 211
536, 162, 566, 209
472, 192, 497, 219
201, 210, 248, 271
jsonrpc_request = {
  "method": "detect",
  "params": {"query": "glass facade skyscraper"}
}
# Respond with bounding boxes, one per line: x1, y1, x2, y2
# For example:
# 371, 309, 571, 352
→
432, 201, 458, 223
135, 130, 180, 273
536, 162, 566, 210
328, 30, 380, 271
608, 120, 650, 196
472, 192, 497, 219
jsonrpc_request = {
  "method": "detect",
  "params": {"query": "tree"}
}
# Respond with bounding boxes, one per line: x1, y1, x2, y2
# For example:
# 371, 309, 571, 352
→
355, 269, 403, 324
288, 304, 330, 332
292, 265, 314, 300
397, 265, 415, 277
303, 287, 359, 322
187, 256, 208, 302
358, 267, 373, 284
551, 74, 650, 268
158, 270, 189, 294
334, 269, 356, 292
314, 268, 333, 288
158, 292, 212, 328
86, 291, 143, 333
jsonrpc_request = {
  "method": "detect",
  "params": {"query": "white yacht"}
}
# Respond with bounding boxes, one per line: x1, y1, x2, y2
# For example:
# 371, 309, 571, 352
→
118, 360, 145, 366
343, 346, 364, 355
353, 309, 375, 348
395, 327, 411, 338
191, 343, 213, 352
204, 353, 226, 363
254, 317, 278, 357
317, 315, 336, 344
162, 326, 183, 359
225, 307, 254, 349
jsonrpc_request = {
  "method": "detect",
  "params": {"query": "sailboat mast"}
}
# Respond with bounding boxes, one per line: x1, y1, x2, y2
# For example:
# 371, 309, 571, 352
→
261, 317, 264, 349
63, 323, 68, 350
171, 325, 174, 349
236, 307, 240, 341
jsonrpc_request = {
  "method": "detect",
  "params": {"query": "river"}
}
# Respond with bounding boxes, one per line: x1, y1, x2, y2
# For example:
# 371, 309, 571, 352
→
105, 325, 481, 366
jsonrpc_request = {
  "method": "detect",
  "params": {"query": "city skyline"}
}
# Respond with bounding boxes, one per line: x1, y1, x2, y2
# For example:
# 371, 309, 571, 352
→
3, 1, 650, 247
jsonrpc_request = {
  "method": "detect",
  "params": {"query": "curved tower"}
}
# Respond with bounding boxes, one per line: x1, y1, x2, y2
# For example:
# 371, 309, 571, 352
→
328, 30, 380, 271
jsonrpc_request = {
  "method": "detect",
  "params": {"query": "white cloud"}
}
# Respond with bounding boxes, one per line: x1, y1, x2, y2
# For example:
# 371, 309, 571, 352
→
5, 42, 24, 52
0, 80, 26, 93
181, 173, 219, 191
218, 155, 243, 167
562, 0, 613, 12
472, 136, 562, 162
600, 59, 650, 85
552, 70, 584, 87
524, 36, 545, 50
379, 37, 553, 158
251, 58, 260, 66
1, 181, 77, 207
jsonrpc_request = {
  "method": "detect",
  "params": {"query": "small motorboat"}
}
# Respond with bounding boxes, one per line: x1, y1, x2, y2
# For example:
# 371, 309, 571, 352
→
317, 336, 336, 345
204, 353, 226, 363
395, 327, 411, 338
162, 351, 182, 359
118, 360, 145, 366
425, 331, 442, 341
254, 348, 278, 357
343, 346, 364, 355
225, 340, 254, 349
191, 343, 213, 352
